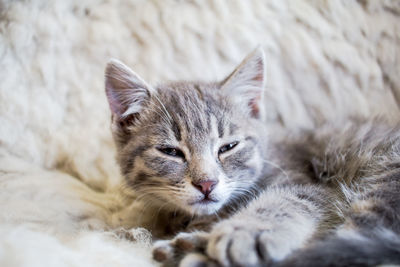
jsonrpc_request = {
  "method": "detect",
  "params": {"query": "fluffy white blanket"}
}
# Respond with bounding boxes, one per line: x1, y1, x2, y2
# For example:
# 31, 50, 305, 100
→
0, 0, 399, 266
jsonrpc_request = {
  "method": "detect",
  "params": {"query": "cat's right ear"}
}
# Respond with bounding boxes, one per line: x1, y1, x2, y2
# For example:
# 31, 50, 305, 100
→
105, 59, 151, 127
220, 47, 266, 120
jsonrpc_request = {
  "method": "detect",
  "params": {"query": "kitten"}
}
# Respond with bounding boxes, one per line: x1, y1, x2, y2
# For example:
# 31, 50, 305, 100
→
105, 48, 400, 266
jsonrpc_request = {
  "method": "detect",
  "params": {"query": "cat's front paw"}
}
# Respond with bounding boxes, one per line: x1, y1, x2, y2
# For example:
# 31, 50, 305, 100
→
203, 220, 274, 267
153, 220, 280, 267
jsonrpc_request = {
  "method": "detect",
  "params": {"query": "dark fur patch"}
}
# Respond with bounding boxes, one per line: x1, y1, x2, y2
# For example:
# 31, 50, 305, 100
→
126, 172, 152, 188
171, 119, 182, 141
229, 123, 238, 135
217, 118, 224, 138
121, 145, 149, 176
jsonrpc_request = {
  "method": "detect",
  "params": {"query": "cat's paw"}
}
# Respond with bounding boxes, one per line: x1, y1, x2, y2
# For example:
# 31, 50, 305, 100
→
152, 231, 209, 264
153, 220, 280, 267
204, 220, 274, 267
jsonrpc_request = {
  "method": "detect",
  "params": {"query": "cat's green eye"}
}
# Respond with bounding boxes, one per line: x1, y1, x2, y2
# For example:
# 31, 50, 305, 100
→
218, 141, 239, 155
157, 147, 185, 159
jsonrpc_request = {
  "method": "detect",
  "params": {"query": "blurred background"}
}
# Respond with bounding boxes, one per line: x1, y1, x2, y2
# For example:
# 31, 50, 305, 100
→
0, 1, 399, 266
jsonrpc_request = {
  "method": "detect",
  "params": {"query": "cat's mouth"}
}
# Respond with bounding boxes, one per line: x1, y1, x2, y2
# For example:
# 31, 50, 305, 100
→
189, 196, 219, 206
187, 195, 225, 215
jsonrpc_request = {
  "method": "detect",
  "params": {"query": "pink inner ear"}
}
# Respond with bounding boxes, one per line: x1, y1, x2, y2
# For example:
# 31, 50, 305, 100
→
105, 85, 125, 117
253, 58, 265, 82
254, 72, 264, 82
249, 58, 264, 118
249, 94, 261, 118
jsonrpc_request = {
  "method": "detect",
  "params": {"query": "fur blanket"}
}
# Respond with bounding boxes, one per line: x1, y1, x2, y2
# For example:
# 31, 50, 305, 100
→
0, 0, 399, 266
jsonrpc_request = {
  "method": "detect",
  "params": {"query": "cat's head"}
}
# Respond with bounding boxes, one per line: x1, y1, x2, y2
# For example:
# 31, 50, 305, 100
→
105, 48, 267, 216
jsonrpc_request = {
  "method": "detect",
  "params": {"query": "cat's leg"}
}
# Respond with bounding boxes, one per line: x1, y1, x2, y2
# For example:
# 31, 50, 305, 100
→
278, 228, 400, 267
154, 184, 338, 267
278, 173, 400, 266
199, 185, 337, 266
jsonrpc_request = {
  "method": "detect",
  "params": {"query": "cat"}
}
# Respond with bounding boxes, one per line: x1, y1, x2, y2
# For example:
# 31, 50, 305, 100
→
105, 48, 400, 266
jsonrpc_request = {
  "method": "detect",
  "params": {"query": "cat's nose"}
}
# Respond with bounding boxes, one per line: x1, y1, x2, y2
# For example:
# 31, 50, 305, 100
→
192, 180, 218, 196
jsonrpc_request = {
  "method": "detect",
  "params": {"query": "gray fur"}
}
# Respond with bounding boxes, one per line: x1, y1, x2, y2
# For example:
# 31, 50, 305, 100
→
105, 48, 400, 266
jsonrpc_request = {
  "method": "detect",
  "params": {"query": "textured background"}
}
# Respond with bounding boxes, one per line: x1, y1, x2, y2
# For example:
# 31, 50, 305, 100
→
0, 0, 399, 266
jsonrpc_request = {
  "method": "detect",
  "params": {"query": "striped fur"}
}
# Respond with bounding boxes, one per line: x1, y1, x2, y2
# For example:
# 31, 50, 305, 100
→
105, 49, 400, 266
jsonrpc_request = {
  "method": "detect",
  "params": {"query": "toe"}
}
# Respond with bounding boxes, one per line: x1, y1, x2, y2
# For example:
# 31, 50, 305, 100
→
153, 240, 174, 262
229, 230, 260, 267
174, 232, 209, 252
256, 231, 271, 263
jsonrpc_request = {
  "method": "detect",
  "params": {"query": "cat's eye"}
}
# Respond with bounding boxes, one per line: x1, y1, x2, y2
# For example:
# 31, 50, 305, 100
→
218, 141, 239, 155
157, 147, 185, 159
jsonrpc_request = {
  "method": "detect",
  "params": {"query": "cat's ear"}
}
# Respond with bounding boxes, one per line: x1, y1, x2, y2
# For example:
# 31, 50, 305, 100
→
220, 47, 266, 119
105, 59, 152, 126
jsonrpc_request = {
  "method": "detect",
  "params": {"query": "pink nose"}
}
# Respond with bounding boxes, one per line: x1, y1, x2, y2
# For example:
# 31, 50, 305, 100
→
192, 180, 218, 195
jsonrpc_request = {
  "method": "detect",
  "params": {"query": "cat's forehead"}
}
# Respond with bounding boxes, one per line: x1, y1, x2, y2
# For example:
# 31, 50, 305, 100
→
152, 82, 237, 147
157, 81, 220, 102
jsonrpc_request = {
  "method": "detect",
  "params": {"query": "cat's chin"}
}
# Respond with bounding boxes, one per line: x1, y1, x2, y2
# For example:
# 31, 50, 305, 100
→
187, 200, 224, 215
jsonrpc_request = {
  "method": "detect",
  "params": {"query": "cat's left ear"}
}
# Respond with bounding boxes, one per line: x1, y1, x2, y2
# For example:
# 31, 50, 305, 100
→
220, 47, 266, 119
105, 59, 152, 127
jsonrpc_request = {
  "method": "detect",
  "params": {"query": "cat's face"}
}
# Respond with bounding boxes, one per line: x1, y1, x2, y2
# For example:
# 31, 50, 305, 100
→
105, 48, 267, 215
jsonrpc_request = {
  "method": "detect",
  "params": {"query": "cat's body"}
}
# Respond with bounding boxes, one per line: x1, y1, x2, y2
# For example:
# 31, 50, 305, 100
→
105, 48, 400, 266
